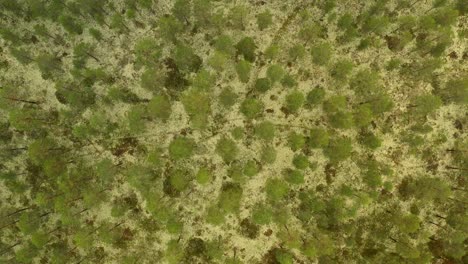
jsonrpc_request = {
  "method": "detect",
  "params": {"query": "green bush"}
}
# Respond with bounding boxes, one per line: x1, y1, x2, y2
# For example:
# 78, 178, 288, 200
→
330, 59, 353, 81
288, 132, 306, 151
254, 121, 276, 141
323, 95, 347, 113
252, 203, 273, 225
257, 10, 273, 30
168, 168, 193, 193
236, 37, 256, 62
216, 137, 239, 163
328, 111, 354, 129
169, 137, 196, 160
214, 35, 236, 56
240, 97, 264, 119
281, 74, 298, 88
324, 137, 353, 163
231, 126, 245, 140
243, 160, 260, 177
354, 104, 374, 127
267, 64, 285, 83
359, 131, 382, 150
350, 69, 382, 99
306, 87, 326, 107
293, 154, 309, 170
255, 78, 272, 93
284, 169, 304, 184
147, 95, 172, 122
288, 44, 306, 61
311, 42, 333, 65
196, 166, 213, 185
261, 145, 277, 164
219, 88, 238, 108
284, 90, 305, 113
236, 59, 252, 83
218, 183, 243, 213
265, 178, 289, 202
181, 88, 211, 129
308, 128, 329, 149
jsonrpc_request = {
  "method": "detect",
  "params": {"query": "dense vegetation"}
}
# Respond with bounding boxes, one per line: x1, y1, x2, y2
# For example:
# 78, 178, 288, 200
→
0, 0, 467, 263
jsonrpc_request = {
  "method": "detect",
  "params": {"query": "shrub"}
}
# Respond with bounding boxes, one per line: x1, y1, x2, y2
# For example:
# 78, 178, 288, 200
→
330, 59, 353, 81
281, 74, 298, 88
140, 68, 165, 92
134, 38, 161, 66
323, 95, 347, 113
208, 51, 229, 71
350, 69, 382, 99
359, 131, 382, 150
254, 121, 276, 141
284, 169, 304, 184
432, 7, 459, 26
173, 44, 202, 73
58, 15, 83, 35
236, 59, 252, 83
265, 44, 280, 60
166, 216, 183, 234
169, 137, 196, 160
284, 90, 305, 113
243, 160, 260, 177
218, 183, 243, 213
229, 5, 249, 30
214, 35, 236, 56
227, 161, 244, 182
196, 166, 213, 185
148, 95, 171, 122
219, 88, 238, 108
362, 16, 390, 34
324, 137, 353, 163
311, 42, 333, 65
307, 128, 329, 148
288, 132, 306, 151
216, 137, 238, 163
293, 154, 309, 170
265, 178, 289, 202
369, 94, 394, 115
168, 168, 193, 193
354, 104, 374, 127
181, 88, 211, 129
231, 126, 244, 140
288, 44, 306, 61
328, 111, 354, 129
299, 22, 323, 43
192, 70, 215, 91
275, 249, 294, 264
236, 37, 256, 62
240, 97, 264, 119
252, 203, 273, 225
267, 64, 285, 83
337, 13, 354, 30
255, 78, 272, 93
306, 87, 326, 107
257, 10, 273, 30
438, 77, 468, 104
410, 94, 442, 117
261, 145, 277, 164
206, 205, 225, 225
